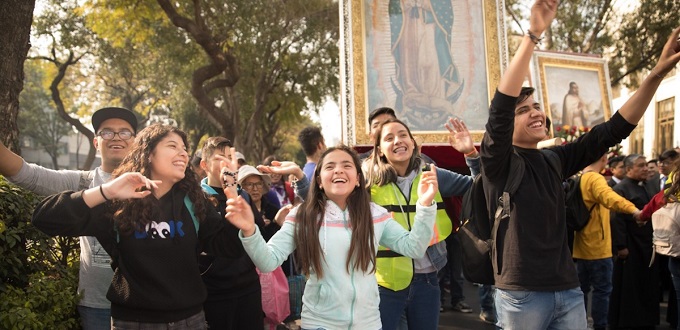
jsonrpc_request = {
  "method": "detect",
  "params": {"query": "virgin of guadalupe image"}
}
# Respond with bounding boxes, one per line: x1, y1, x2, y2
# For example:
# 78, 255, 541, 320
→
389, 0, 464, 129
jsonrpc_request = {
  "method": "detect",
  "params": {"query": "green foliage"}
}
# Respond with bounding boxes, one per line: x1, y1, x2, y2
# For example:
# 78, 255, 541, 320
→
609, 0, 680, 87
507, 0, 680, 88
0, 177, 81, 328
551, 0, 613, 54
82, 0, 339, 161
0, 270, 80, 330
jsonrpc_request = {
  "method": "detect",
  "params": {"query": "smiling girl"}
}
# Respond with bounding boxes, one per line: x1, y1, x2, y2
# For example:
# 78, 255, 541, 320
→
32, 124, 243, 329
224, 145, 438, 330
363, 118, 480, 330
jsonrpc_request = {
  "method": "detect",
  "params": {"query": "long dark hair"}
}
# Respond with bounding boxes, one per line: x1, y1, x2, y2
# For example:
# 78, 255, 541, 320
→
111, 124, 208, 234
364, 118, 422, 186
294, 145, 376, 278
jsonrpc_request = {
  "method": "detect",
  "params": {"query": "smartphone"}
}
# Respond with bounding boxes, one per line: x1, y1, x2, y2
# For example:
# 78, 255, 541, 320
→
421, 163, 430, 172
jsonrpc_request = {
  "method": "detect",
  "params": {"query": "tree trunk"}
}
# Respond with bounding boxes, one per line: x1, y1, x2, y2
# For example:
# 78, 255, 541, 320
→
0, 0, 35, 154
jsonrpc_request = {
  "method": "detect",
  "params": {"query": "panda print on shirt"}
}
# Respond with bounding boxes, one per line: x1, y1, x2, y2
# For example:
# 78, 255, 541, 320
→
134, 220, 188, 239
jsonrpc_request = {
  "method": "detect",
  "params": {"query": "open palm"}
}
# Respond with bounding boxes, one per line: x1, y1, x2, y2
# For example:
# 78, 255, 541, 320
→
445, 118, 474, 154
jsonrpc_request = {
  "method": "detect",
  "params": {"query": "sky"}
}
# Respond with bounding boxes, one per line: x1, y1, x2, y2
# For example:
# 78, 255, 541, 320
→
311, 100, 342, 146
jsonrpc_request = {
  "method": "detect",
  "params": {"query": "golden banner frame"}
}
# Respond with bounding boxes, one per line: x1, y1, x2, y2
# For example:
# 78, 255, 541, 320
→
340, 0, 508, 145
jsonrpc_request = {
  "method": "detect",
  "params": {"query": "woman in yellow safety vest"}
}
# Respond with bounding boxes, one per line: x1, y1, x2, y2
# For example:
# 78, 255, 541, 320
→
363, 118, 480, 330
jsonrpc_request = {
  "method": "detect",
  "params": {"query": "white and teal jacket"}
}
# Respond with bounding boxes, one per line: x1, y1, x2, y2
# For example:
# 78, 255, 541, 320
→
239, 200, 436, 329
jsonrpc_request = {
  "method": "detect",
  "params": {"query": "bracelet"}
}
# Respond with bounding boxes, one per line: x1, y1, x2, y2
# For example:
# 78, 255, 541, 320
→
652, 68, 666, 79
222, 182, 237, 188
464, 149, 478, 157
222, 170, 237, 177
527, 30, 543, 45
99, 185, 110, 201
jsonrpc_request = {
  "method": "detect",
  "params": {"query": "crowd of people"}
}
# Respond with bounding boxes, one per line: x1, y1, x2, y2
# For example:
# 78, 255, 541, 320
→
2, 0, 680, 329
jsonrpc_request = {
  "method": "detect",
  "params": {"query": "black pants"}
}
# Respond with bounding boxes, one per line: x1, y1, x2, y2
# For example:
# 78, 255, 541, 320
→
203, 290, 263, 330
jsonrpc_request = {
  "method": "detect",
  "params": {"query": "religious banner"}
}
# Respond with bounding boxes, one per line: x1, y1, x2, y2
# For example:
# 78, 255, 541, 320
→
339, 0, 508, 145
530, 51, 613, 138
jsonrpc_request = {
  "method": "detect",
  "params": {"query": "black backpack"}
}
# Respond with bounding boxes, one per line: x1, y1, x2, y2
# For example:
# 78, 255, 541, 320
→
564, 175, 597, 231
458, 152, 525, 285
459, 149, 562, 285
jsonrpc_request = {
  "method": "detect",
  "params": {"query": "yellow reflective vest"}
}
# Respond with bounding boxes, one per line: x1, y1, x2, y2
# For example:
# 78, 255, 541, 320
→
371, 173, 451, 291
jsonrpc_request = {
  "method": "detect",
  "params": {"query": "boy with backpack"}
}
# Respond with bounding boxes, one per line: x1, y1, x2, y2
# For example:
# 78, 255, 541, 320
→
573, 154, 640, 330
478, 0, 680, 328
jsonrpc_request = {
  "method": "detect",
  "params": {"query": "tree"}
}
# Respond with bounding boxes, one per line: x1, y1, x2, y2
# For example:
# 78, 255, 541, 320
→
85, 0, 339, 161
608, 0, 680, 87
30, 0, 99, 169
0, 0, 35, 153
19, 62, 73, 169
506, 0, 680, 88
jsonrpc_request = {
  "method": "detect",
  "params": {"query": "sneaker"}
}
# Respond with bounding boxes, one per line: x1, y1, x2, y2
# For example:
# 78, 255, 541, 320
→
439, 305, 445, 313
479, 310, 496, 324
452, 301, 473, 313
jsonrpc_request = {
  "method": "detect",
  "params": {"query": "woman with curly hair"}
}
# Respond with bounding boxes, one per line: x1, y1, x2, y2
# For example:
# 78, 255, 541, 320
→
32, 124, 243, 329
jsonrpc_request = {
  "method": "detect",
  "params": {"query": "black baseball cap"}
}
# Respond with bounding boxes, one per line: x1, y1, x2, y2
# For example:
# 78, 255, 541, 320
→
92, 107, 138, 133
368, 107, 396, 125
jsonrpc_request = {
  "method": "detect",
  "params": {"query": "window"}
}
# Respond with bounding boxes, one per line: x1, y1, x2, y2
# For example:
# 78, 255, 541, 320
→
629, 117, 644, 155
656, 97, 675, 153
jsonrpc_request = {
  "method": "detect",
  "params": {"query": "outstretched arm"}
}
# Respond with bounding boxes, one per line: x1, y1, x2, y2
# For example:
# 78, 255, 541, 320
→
617, 27, 680, 124
82, 173, 158, 207
498, 0, 559, 97
257, 161, 309, 200
0, 141, 24, 176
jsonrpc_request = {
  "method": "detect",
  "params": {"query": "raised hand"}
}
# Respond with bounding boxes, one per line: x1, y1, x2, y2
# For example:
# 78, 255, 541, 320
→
101, 173, 160, 200
445, 118, 475, 155
416, 164, 439, 206
273, 204, 294, 227
529, 0, 559, 35
224, 183, 256, 236
257, 161, 305, 180
219, 147, 240, 194
653, 27, 680, 77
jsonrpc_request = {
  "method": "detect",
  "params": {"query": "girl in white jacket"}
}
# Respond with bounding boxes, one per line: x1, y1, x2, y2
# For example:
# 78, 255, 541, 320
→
224, 145, 438, 330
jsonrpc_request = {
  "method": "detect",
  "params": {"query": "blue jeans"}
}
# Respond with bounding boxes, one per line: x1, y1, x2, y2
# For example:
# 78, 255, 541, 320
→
669, 257, 680, 330
379, 272, 440, 330
495, 288, 587, 330
577, 258, 612, 329
479, 284, 495, 313
438, 234, 465, 306
77, 305, 111, 330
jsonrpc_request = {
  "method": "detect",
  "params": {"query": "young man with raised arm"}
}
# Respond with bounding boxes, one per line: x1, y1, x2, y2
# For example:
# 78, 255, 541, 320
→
480, 0, 680, 327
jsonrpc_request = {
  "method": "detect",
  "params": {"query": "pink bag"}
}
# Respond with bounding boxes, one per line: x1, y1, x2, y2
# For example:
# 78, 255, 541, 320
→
257, 267, 291, 329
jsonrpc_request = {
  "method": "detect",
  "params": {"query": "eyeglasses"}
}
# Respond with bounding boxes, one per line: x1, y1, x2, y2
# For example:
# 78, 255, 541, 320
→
241, 182, 265, 190
97, 130, 134, 140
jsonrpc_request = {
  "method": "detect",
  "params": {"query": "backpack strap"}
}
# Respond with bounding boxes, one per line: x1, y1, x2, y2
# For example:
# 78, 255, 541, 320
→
490, 150, 526, 274
183, 194, 200, 234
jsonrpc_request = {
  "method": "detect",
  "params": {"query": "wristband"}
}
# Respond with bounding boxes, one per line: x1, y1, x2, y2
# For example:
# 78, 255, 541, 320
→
100, 185, 110, 201
464, 149, 478, 157
652, 68, 666, 79
527, 30, 543, 45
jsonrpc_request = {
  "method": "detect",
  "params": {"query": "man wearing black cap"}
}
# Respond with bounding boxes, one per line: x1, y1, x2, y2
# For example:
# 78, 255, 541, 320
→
0, 107, 137, 329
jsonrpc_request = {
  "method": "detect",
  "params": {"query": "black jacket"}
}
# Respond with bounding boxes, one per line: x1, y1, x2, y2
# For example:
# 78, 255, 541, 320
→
32, 185, 242, 322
